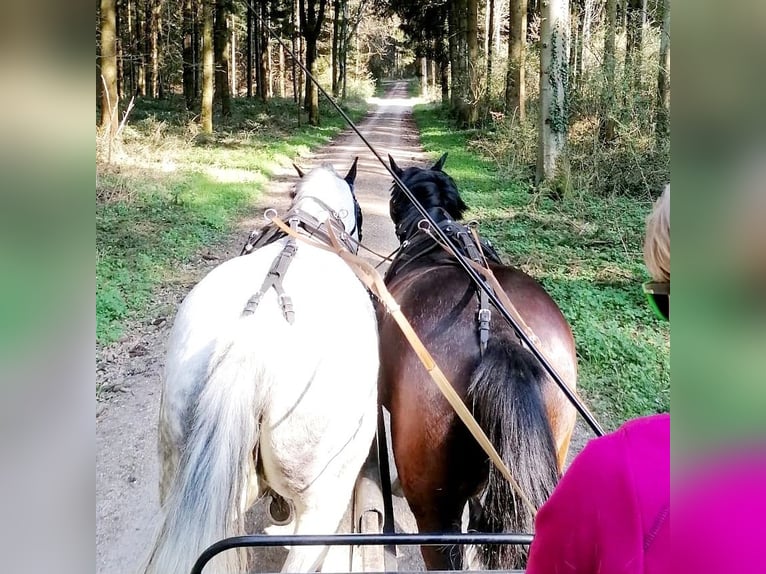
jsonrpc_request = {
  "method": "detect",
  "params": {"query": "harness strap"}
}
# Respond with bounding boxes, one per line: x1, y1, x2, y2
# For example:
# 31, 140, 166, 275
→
242, 219, 299, 324
456, 226, 493, 356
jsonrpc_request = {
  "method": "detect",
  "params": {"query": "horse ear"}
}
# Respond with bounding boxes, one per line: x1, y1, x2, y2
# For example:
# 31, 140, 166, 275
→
292, 163, 305, 178
432, 153, 448, 171
344, 157, 359, 186
388, 154, 403, 178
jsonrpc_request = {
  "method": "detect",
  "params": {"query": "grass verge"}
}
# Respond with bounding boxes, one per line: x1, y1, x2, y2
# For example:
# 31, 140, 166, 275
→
412, 104, 669, 426
97, 96, 367, 345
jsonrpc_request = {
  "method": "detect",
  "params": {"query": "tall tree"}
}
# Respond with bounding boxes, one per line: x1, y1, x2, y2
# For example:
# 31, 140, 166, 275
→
484, 0, 494, 101
655, 0, 670, 140
624, 0, 645, 90
600, 0, 617, 141
537, 0, 569, 184
259, 1, 273, 100
148, 0, 163, 98
135, 0, 146, 95
183, 0, 196, 108
505, 0, 526, 120
201, 0, 214, 132
465, 0, 479, 124
214, 0, 232, 116
448, 0, 470, 121
230, 14, 237, 95
300, 0, 328, 125
247, 0, 254, 97
332, 0, 341, 97
99, 0, 119, 134
569, 0, 583, 93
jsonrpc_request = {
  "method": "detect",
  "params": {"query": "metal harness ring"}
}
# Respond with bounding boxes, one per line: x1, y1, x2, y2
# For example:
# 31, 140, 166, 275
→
264, 208, 278, 221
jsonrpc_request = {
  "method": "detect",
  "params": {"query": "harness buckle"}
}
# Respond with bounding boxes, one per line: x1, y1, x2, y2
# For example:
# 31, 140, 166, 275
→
478, 308, 491, 324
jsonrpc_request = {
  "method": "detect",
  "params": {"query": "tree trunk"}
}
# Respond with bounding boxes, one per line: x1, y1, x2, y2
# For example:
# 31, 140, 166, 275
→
259, 0, 271, 100
569, 0, 581, 93
150, 0, 162, 98
449, 0, 469, 119
115, 0, 123, 101
340, 0, 349, 99
466, 0, 478, 125
580, 0, 593, 71
600, 0, 617, 141
125, 0, 135, 97
183, 0, 195, 108
505, 0, 526, 121
246, 1, 253, 97
135, 0, 146, 95
254, 3, 263, 98
304, 39, 319, 123
194, 0, 201, 98
537, 0, 569, 184
214, 0, 231, 117
332, 0, 340, 97
99, 0, 119, 134
624, 0, 644, 91
230, 15, 237, 96
279, 44, 286, 97
485, 0, 494, 101
201, 0, 214, 132
418, 56, 428, 97
300, 0, 328, 126
292, 0, 300, 103
655, 0, 670, 141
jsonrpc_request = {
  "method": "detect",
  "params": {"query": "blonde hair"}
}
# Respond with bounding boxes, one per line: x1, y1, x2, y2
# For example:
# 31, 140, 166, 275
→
644, 185, 670, 283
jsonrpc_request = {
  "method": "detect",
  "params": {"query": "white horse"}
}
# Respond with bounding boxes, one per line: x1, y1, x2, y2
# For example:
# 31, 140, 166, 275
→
143, 160, 380, 574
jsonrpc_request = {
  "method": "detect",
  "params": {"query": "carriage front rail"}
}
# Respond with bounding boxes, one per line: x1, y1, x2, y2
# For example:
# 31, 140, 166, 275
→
189, 532, 532, 574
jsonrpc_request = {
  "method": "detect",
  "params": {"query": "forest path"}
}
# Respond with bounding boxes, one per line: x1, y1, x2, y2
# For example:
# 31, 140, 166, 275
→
96, 80, 430, 574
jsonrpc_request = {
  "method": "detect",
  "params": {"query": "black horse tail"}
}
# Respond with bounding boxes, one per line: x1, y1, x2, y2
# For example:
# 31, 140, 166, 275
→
467, 338, 559, 570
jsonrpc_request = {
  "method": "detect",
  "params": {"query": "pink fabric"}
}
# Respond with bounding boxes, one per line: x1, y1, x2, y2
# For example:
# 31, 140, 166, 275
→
673, 452, 766, 573
525, 414, 670, 574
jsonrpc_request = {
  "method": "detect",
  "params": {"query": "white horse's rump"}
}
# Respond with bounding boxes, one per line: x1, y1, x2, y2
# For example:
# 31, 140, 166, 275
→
144, 163, 380, 574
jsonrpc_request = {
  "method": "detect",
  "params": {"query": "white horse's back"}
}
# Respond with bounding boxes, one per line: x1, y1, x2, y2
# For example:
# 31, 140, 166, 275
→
144, 162, 379, 574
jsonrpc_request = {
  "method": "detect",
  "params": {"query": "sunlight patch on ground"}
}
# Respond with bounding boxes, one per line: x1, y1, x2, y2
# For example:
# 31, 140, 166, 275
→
204, 166, 267, 184
366, 96, 424, 107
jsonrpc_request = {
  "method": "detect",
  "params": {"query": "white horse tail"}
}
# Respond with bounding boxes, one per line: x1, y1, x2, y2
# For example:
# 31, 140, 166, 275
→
145, 320, 265, 574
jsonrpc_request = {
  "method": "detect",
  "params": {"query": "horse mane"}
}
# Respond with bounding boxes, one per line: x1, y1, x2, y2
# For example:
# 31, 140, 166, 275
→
386, 165, 501, 280
390, 167, 468, 241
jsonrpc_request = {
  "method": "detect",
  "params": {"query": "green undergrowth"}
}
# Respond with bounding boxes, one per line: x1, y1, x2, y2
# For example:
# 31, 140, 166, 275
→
412, 104, 669, 427
96, 96, 367, 345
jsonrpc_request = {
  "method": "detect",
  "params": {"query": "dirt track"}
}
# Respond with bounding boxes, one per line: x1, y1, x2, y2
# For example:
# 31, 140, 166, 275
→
96, 81, 430, 574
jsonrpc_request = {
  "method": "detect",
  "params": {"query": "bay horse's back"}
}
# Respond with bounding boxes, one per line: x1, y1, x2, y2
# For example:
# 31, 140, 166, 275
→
379, 263, 577, 570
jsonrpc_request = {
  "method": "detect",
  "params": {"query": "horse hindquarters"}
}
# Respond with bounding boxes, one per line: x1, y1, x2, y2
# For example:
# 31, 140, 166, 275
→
144, 320, 266, 574
467, 338, 560, 570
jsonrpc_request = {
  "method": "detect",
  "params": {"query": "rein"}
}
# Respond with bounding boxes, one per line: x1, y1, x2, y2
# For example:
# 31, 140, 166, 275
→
266, 213, 539, 519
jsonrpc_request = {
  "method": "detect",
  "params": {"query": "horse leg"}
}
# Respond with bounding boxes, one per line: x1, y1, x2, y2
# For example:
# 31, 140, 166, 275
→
556, 421, 576, 472
409, 498, 467, 571
278, 480, 355, 573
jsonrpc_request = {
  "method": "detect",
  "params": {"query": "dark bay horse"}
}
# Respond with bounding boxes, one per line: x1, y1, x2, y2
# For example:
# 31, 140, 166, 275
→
377, 154, 578, 570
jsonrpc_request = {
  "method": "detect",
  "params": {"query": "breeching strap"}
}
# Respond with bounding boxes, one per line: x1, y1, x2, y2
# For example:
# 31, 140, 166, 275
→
267, 214, 539, 519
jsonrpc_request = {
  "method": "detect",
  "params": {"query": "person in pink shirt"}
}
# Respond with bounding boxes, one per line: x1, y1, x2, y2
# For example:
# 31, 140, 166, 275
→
525, 186, 670, 573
